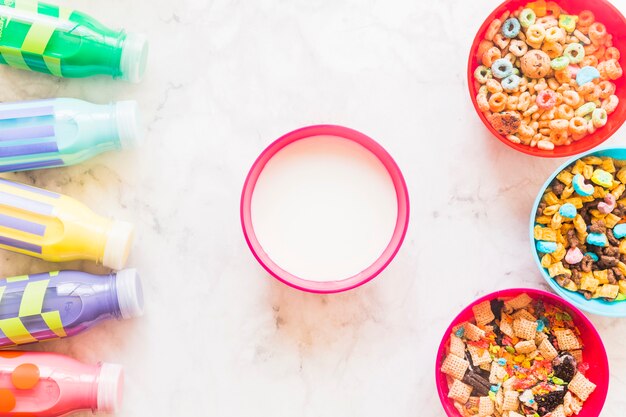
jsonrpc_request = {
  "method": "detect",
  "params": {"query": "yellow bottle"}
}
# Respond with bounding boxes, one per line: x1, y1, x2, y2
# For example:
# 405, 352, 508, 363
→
0, 178, 133, 269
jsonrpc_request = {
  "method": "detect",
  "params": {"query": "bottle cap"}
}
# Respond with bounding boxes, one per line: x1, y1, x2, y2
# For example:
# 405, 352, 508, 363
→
120, 32, 148, 83
115, 100, 143, 149
97, 363, 124, 414
115, 268, 144, 319
103, 220, 135, 270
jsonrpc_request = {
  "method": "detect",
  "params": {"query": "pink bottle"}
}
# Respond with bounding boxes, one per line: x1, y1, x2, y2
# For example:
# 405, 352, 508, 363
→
0, 351, 123, 416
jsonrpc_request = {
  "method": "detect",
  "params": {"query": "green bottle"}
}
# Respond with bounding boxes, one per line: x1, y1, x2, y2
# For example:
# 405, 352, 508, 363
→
0, 0, 148, 82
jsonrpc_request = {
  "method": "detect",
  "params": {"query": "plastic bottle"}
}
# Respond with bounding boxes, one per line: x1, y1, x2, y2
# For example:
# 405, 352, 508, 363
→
0, 177, 134, 269
0, 350, 124, 416
0, 0, 148, 82
0, 269, 143, 347
0, 98, 142, 173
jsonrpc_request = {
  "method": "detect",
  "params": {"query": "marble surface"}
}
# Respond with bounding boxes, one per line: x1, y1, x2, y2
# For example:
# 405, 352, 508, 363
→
1, 0, 626, 416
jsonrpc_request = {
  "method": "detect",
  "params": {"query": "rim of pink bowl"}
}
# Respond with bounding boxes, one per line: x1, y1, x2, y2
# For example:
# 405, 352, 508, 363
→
435, 288, 609, 417
240, 125, 410, 294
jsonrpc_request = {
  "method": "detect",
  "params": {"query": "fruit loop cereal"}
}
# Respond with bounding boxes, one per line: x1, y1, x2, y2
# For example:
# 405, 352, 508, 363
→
534, 156, 626, 301
473, 1, 622, 150
440, 294, 596, 416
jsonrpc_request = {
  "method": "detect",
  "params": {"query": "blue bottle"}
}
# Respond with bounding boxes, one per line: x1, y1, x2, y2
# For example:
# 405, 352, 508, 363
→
0, 98, 142, 172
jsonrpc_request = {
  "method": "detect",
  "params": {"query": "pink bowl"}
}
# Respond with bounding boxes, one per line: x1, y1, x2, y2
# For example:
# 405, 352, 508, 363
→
240, 125, 410, 294
435, 288, 609, 416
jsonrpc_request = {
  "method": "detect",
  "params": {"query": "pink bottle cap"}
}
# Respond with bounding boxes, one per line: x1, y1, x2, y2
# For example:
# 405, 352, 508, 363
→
241, 125, 410, 293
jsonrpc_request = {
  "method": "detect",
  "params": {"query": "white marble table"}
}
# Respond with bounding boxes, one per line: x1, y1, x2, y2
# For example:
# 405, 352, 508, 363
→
1, 0, 626, 415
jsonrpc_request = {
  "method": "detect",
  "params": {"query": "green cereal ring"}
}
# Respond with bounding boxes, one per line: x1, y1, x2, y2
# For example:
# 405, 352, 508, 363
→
575, 102, 597, 118
564, 43, 585, 64
592, 108, 608, 127
474, 65, 492, 84
519, 8, 536, 28
551, 56, 570, 70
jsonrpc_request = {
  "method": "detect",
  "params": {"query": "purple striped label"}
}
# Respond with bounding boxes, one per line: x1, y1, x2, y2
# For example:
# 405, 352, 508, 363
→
0, 106, 54, 121
0, 191, 54, 216
0, 159, 64, 173
0, 142, 58, 158
0, 213, 46, 236
0, 178, 60, 199
0, 235, 42, 254
0, 125, 55, 141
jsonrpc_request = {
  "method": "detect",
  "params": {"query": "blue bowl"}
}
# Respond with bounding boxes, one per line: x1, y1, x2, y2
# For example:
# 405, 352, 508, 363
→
530, 147, 626, 317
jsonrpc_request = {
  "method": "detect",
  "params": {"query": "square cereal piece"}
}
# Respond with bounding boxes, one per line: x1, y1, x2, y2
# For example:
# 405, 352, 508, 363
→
601, 157, 616, 172
502, 390, 520, 411
594, 284, 619, 299
495, 389, 504, 413
582, 156, 603, 165
514, 340, 537, 354
617, 167, 626, 184
541, 228, 558, 242
605, 213, 621, 228
504, 293, 532, 311
593, 270, 609, 284
479, 362, 491, 372
549, 262, 572, 278
513, 318, 538, 340
570, 349, 583, 363
464, 322, 486, 341
555, 329, 581, 351
502, 376, 517, 390
538, 338, 558, 361
568, 372, 596, 401
511, 308, 537, 322
545, 191, 560, 206
478, 396, 494, 416
550, 404, 566, 417
499, 313, 515, 338
448, 379, 473, 403
564, 391, 584, 416
472, 300, 495, 327
557, 170, 574, 185
580, 275, 599, 292
449, 334, 466, 358
535, 331, 548, 345
468, 345, 492, 366
441, 354, 469, 381
508, 412, 525, 417
489, 361, 507, 384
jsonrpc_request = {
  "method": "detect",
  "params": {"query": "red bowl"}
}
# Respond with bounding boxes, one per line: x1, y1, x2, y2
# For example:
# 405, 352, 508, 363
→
468, 0, 626, 158
435, 288, 609, 417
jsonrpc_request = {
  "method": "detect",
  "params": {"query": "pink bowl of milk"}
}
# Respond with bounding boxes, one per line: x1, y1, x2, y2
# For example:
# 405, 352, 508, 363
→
241, 125, 410, 293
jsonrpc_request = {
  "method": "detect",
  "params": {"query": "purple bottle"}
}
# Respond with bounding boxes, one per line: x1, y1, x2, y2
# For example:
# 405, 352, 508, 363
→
0, 269, 143, 347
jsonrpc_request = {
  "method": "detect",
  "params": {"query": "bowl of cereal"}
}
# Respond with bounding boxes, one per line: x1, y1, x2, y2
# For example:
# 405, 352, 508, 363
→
436, 288, 608, 417
531, 147, 626, 316
468, 0, 626, 157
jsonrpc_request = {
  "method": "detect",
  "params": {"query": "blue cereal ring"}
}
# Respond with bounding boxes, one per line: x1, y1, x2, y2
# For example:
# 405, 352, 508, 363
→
559, 203, 577, 219
572, 174, 594, 196
536, 241, 558, 253
519, 8, 536, 28
613, 223, 626, 239
502, 18, 521, 38
564, 43, 585, 64
491, 58, 513, 79
585, 252, 599, 261
502, 74, 521, 92
576, 66, 601, 86
586, 233, 608, 247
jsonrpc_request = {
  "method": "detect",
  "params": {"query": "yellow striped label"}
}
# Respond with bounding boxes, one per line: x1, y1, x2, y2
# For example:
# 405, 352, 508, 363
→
43, 55, 61, 76
0, 46, 29, 70
6, 275, 28, 283
49, 271, 59, 277
13, 0, 36, 11
22, 22, 55, 54
18, 279, 48, 316
41, 310, 66, 337
0, 317, 36, 344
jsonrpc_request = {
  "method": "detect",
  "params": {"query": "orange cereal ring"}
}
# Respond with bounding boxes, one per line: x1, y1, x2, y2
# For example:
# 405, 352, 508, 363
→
518, 91, 532, 111
578, 10, 595, 27
569, 117, 588, 135
489, 92, 507, 112
577, 82, 595, 96
482, 47, 502, 67
598, 81, 616, 99
544, 26, 565, 43
556, 104, 574, 119
546, 1, 560, 16
602, 95, 619, 114
555, 69, 571, 84
493, 33, 510, 50
605, 59, 623, 81
584, 43, 598, 55
550, 129, 569, 145
581, 55, 599, 68
518, 123, 535, 138
542, 42, 563, 59
584, 85, 602, 102
562, 90, 580, 107
549, 119, 569, 131
605, 47, 620, 61
589, 22, 607, 44
477, 93, 490, 112
527, 24, 546, 44
593, 46, 606, 60
476, 39, 495, 62
510, 40, 528, 57
486, 19, 503, 41
486, 78, 503, 94
11, 363, 40, 390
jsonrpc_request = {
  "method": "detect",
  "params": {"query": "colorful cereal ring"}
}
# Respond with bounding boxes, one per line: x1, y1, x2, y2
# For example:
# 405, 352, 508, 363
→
502, 74, 521, 92
536, 89, 557, 109
502, 18, 521, 38
474, 65, 492, 84
550, 56, 570, 70
519, 8, 537, 28
491, 58, 513, 79
564, 43, 585, 64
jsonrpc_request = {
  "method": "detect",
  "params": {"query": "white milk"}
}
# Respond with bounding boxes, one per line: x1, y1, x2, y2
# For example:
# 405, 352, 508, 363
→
251, 135, 398, 282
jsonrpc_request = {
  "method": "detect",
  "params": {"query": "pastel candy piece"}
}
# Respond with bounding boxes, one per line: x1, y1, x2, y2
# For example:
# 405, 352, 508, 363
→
559, 14, 578, 33
613, 223, 626, 239
502, 18, 521, 38
564, 44, 585, 64
491, 58, 513, 79
536, 240, 558, 253
576, 66, 601, 86
551, 56, 570, 71
536, 89, 557, 109
565, 247, 584, 264
591, 169, 614, 188
575, 101, 596, 118
559, 203, 577, 219
572, 174, 594, 196
586, 232, 608, 247
598, 193, 616, 214
585, 252, 599, 261
519, 8, 536, 27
